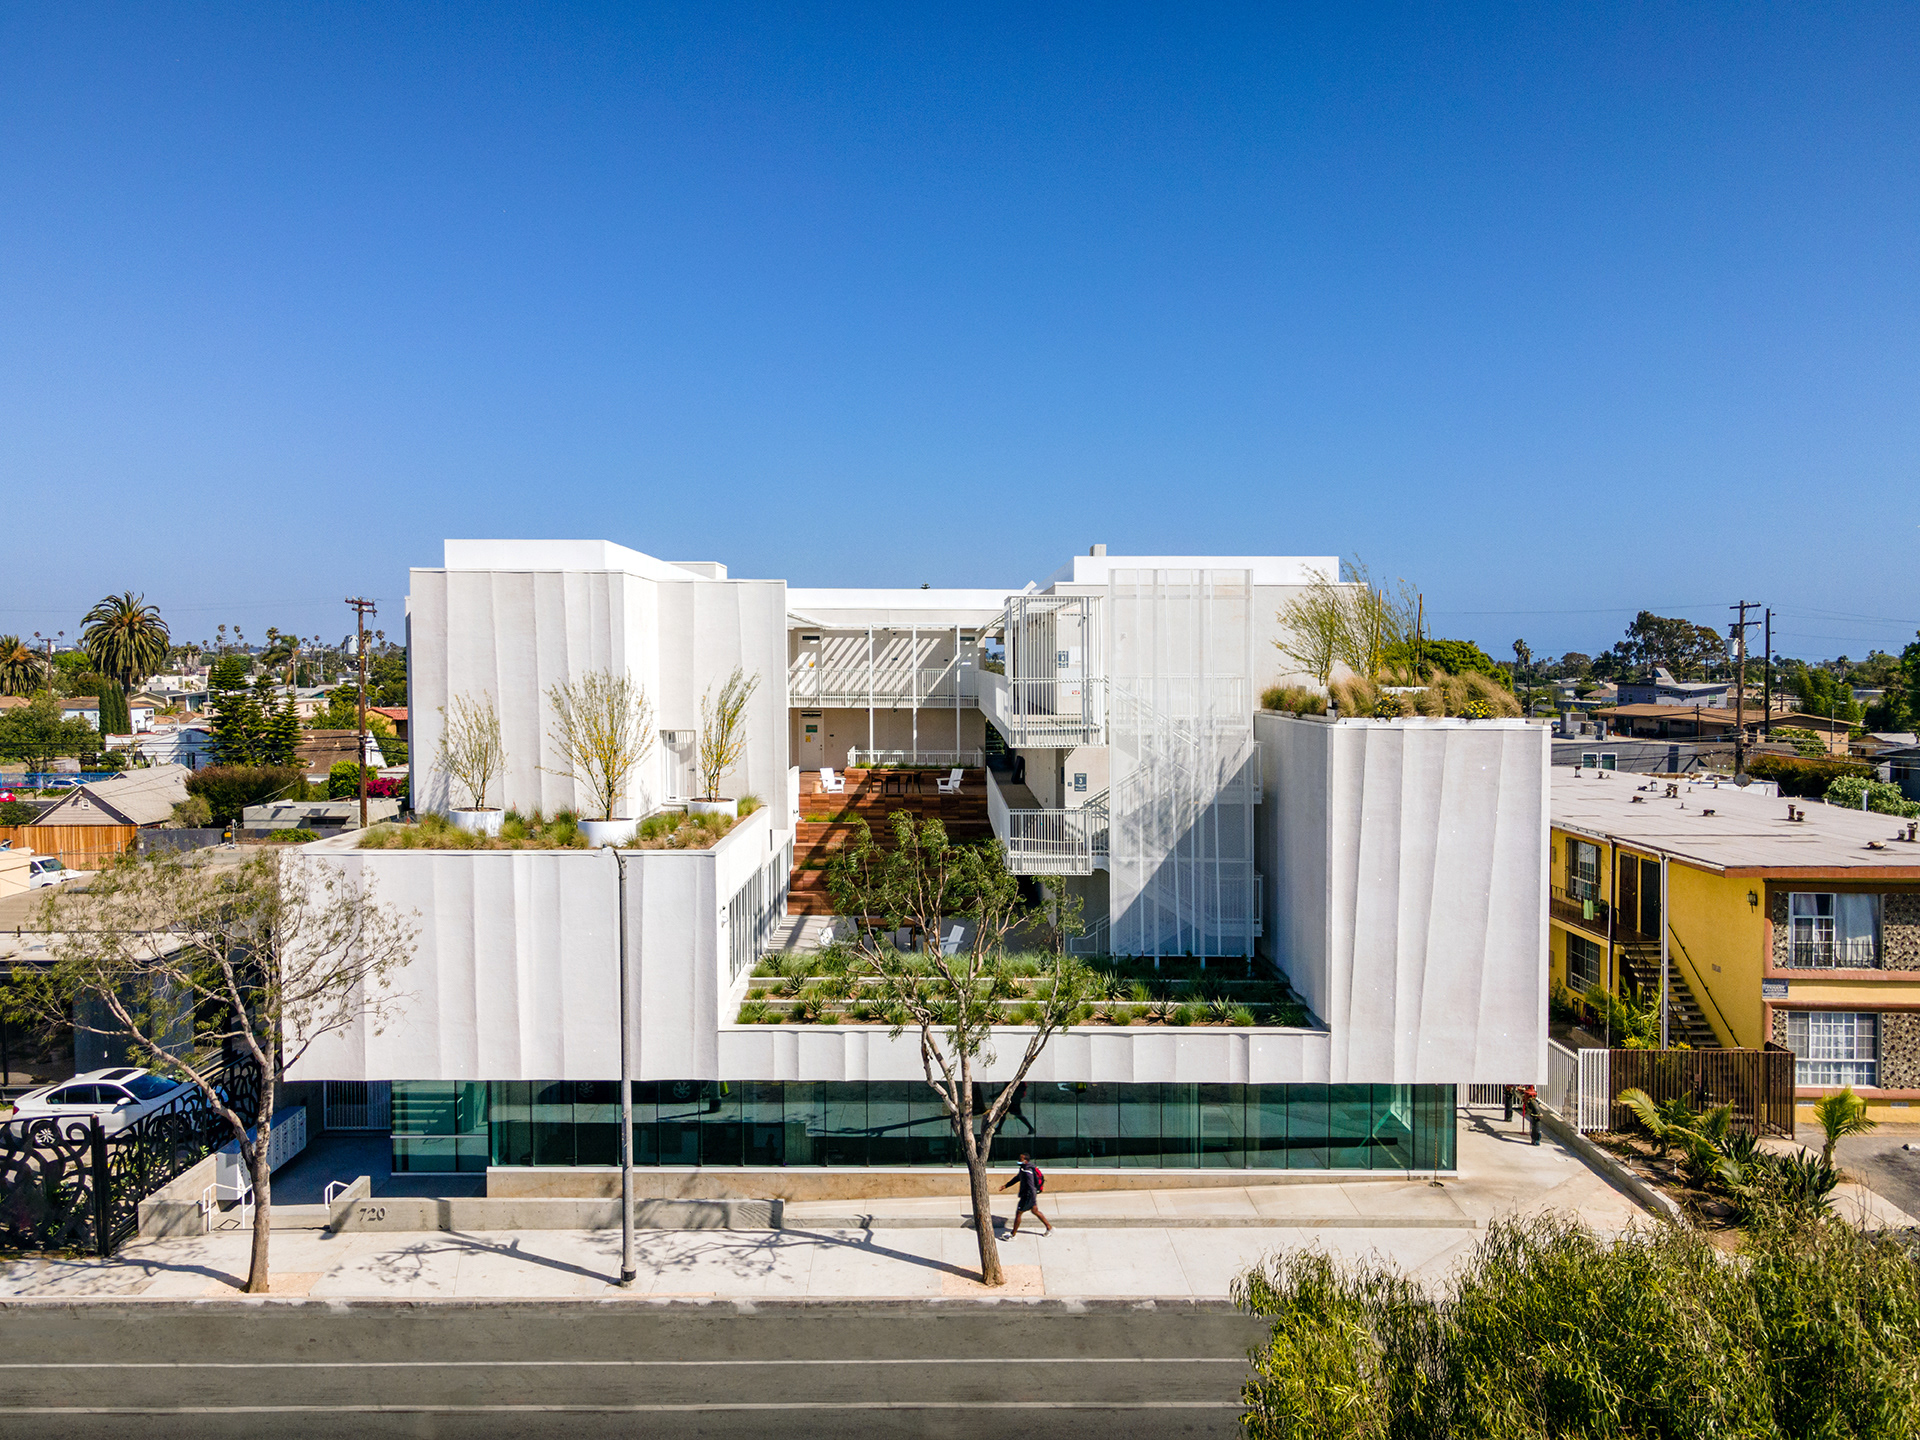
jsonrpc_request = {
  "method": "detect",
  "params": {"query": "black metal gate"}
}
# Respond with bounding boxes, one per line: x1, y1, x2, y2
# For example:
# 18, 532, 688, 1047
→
0, 1056, 262, 1256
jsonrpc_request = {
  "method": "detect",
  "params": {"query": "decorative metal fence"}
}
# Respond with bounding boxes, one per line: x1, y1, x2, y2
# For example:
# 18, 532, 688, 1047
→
0, 1054, 261, 1256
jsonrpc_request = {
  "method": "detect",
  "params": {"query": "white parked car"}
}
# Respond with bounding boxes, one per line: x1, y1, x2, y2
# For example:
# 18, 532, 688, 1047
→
27, 856, 91, 889
9, 1068, 193, 1141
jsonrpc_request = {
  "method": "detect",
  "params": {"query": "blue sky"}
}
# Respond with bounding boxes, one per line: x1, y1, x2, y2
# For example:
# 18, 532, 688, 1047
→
3, 4, 1916, 663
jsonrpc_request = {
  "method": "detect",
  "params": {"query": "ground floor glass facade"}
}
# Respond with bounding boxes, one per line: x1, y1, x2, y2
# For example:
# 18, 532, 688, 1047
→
389, 1080, 1456, 1175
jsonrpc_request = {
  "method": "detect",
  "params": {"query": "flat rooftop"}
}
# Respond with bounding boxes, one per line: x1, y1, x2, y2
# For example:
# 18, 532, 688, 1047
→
1551, 769, 1920, 876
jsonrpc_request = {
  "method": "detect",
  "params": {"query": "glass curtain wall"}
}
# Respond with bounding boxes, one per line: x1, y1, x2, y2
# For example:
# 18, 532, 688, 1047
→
395, 1081, 1456, 1174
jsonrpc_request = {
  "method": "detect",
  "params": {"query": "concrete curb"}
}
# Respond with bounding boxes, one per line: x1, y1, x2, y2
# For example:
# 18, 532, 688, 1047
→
326, 1196, 784, 1233
783, 1214, 1481, 1231
1539, 1109, 1684, 1224
0, 1295, 1250, 1313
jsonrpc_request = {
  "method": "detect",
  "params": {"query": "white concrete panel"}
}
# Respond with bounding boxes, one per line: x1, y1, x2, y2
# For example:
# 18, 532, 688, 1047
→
1257, 715, 1548, 1087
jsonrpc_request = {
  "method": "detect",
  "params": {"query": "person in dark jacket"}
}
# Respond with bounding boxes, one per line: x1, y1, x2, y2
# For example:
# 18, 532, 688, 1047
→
999, 1153, 1052, 1236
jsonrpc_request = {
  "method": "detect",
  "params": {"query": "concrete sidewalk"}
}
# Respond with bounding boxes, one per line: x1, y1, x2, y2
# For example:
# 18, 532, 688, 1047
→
0, 1115, 1651, 1302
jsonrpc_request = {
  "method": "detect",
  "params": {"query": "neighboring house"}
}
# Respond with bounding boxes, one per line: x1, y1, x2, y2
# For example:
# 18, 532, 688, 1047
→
1548, 737, 1767, 779
292, 538, 1547, 1182
1549, 770, 1920, 1120
0, 696, 27, 715
31, 764, 193, 827
1590, 704, 1768, 740
368, 706, 409, 743
1616, 667, 1731, 709
242, 798, 400, 832
106, 718, 215, 771
1854, 732, 1917, 758
298, 730, 388, 781
59, 697, 99, 729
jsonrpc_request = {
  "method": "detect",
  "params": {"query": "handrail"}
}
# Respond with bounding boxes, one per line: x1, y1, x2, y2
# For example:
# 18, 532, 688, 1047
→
1666, 924, 1736, 1048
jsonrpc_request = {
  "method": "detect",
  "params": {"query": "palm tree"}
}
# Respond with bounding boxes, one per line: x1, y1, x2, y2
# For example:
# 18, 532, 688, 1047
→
81, 592, 171, 690
1813, 1086, 1876, 1167
0, 634, 49, 696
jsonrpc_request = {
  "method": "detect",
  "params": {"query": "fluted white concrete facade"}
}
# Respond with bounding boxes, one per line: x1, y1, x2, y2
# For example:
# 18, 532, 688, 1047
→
1257, 713, 1550, 1086
408, 540, 791, 824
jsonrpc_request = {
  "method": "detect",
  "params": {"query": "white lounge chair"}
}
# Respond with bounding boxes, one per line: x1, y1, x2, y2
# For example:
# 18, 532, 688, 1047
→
819, 767, 846, 795
936, 767, 964, 795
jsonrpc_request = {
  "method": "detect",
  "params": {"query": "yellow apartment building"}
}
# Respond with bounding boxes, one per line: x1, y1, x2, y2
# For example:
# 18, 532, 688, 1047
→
1549, 769, 1920, 1121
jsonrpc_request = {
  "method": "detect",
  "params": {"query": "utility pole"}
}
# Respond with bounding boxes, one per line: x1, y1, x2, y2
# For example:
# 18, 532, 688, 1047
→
346, 598, 377, 829
1762, 608, 1772, 738
1728, 601, 1759, 780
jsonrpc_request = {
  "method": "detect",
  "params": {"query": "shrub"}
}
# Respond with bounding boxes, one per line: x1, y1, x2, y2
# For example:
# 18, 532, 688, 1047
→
1824, 774, 1920, 818
1235, 1213, 1920, 1439
1746, 752, 1869, 797
185, 765, 303, 827
276, 828, 319, 844
0, 799, 41, 825
1169, 1004, 1196, 1027
1260, 685, 1326, 715
1230, 1005, 1255, 1027
737, 794, 762, 816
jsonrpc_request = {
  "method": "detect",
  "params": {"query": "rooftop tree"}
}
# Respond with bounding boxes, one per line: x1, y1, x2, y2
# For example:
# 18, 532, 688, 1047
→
545, 669, 654, 820
698, 667, 760, 801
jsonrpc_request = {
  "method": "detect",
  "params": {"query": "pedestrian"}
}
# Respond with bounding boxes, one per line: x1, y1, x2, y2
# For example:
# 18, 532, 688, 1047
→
999, 1152, 1051, 1236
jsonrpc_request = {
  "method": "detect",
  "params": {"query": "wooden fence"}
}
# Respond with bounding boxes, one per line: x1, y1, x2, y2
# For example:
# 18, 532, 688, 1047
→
1605, 1045, 1797, 1137
0, 825, 139, 871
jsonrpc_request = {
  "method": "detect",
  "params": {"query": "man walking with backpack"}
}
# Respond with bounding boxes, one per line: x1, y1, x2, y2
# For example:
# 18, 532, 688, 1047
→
1000, 1153, 1052, 1237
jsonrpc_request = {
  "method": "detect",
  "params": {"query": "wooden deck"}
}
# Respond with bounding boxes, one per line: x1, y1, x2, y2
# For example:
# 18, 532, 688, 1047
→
789, 768, 990, 915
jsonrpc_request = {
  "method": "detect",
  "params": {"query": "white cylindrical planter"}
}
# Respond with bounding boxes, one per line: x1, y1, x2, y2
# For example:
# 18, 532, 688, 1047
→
450, 808, 504, 837
580, 817, 640, 847
688, 798, 738, 819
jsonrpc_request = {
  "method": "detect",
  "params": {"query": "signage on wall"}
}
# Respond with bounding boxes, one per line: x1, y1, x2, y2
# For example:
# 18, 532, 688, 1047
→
1761, 980, 1788, 999
1073, 773, 1087, 792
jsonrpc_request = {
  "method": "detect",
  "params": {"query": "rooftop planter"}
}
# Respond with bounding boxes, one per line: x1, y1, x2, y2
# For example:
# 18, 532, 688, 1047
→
359, 797, 762, 852
734, 949, 1314, 1029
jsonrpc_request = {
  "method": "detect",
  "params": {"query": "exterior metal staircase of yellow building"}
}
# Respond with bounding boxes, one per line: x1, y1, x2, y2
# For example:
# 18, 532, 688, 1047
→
1617, 942, 1722, 1050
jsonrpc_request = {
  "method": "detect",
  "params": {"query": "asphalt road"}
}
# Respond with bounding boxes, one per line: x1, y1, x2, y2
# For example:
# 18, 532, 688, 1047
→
1811, 1126, 1920, 1222
0, 1299, 1269, 1439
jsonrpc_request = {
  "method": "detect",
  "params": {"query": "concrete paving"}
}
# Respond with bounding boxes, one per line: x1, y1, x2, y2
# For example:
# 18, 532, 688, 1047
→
0, 1112, 1649, 1302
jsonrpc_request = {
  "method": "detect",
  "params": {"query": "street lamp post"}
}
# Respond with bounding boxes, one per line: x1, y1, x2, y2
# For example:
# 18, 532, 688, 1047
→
610, 845, 636, 1286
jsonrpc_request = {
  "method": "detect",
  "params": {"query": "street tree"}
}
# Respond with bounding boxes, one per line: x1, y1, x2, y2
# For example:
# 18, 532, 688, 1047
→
545, 670, 655, 820
827, 813, 1091, 1286
81, 592, 172, 689
10, 849, 416, 1292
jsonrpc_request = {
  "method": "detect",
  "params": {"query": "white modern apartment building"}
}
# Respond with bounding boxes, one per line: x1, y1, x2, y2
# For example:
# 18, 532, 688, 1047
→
295, 538, 1547, 1181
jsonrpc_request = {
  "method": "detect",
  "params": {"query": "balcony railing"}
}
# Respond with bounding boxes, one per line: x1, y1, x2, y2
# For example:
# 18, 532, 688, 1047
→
789, 663, 979, 710
1550, 885, 1611, 934
986, 768, 1107, 876
980, 674, 1108, 748
1785, 937, 1880, 970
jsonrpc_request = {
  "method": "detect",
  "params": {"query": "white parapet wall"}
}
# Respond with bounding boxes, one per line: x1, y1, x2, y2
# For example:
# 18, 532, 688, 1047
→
291, 808, 789, 1082
1256, 713, 1550, 1086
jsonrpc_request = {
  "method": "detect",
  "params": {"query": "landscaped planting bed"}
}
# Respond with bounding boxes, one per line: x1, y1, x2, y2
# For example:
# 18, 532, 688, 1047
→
358, 800, 760, 851
736, 948, 1314, 1028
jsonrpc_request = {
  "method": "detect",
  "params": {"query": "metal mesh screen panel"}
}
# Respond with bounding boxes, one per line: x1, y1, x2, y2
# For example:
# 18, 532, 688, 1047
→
1107, 569, 1257, 957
